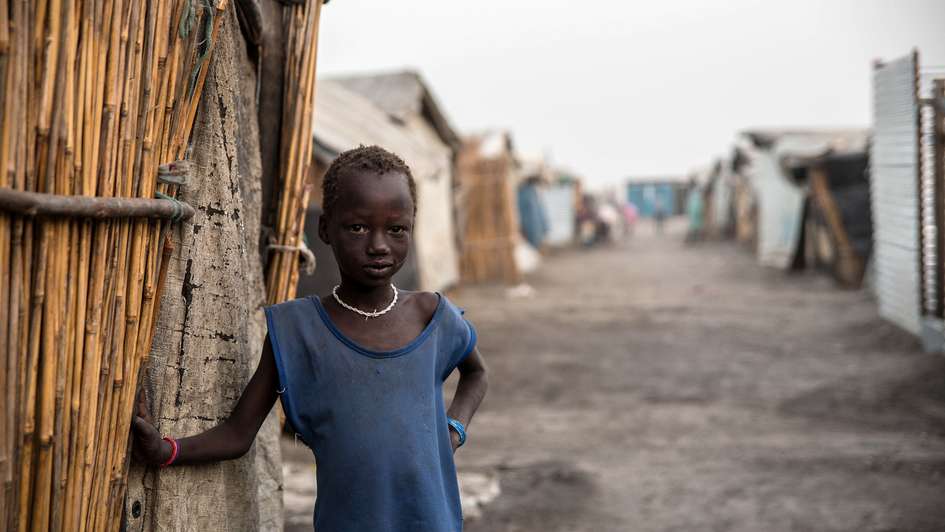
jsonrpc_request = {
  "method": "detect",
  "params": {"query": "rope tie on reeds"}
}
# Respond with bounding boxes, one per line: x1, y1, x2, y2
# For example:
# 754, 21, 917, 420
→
187, 0, 218, 97
154, 192, 186, 223
268, 241, 317, 275
179, 0, 196, 38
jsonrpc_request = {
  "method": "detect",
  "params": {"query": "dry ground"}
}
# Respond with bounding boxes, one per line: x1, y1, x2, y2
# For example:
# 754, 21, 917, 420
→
284, 220, 945, 532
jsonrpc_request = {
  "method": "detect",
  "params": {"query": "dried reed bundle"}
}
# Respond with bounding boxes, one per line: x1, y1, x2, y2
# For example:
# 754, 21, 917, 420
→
0, 1, 227, 530
456, 138, 522, 284
265, 0, 323, 304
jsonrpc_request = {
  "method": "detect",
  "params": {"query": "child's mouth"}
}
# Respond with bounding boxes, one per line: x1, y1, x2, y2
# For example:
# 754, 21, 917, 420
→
364, 263, 394, 276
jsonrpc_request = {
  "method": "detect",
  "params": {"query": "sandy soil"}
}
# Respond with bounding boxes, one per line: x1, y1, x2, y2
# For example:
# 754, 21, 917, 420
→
284, 220, 945, 531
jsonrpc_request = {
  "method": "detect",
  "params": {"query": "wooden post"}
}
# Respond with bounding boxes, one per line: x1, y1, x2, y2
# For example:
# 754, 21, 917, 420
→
809, 165, 862, 287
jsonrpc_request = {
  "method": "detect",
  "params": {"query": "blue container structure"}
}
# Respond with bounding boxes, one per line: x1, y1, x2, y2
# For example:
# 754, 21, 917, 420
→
627, 183, 677, 218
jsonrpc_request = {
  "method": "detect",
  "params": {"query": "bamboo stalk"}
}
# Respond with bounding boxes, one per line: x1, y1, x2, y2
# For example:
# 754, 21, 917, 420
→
4, 219, 21, 532
18, 222, 48, 532
266, 0, 322, 304
0, 0, 14, 501
0, 213, 10, 531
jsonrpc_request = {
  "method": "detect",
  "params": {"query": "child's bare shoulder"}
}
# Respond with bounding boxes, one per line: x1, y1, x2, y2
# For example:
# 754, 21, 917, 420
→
401, 290, 440, 321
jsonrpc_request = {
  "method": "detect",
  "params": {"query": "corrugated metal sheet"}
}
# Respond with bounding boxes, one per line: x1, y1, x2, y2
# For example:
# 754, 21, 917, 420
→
870, 54, 921, 335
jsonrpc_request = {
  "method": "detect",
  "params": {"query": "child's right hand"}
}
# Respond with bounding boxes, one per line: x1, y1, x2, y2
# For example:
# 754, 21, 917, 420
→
131, 389, 172, 466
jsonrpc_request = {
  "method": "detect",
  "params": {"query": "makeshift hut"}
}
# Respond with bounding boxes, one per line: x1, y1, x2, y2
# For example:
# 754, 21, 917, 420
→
740, 128, 869, 270
626, 176, 688, 218
797, 152, 872, 287
456, 132, 523, 284
296, 78, 461, 296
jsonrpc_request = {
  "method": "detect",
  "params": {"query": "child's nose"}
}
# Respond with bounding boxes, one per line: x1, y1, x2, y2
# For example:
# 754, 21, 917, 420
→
367, 231, 390, 255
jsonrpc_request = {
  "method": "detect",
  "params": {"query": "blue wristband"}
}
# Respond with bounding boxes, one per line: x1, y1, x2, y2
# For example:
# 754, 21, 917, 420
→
447, 418, 466, 447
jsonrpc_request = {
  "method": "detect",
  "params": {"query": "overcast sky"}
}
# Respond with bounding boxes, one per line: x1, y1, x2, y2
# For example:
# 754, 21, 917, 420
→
317, 1, 945, 186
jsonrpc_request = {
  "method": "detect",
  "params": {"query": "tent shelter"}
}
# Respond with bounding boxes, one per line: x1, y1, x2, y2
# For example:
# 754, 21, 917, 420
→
740, 129, 869, 270
297, 78, 461, 296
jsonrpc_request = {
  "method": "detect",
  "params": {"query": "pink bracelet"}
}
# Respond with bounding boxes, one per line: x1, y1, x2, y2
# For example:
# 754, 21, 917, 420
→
160, 437, 179, 468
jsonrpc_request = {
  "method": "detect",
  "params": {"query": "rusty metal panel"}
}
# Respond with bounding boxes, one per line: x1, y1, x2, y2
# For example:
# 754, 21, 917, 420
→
871, 54, 921, 335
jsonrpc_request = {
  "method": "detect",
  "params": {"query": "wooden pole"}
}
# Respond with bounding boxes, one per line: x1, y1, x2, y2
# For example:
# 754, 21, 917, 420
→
0, 185, 197, 220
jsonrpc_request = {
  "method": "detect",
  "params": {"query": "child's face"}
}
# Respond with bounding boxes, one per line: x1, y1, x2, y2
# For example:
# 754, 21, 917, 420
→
319, 171, 415, 288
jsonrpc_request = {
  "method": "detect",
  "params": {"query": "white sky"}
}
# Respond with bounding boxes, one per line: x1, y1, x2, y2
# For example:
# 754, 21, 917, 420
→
317, 1, 945, 186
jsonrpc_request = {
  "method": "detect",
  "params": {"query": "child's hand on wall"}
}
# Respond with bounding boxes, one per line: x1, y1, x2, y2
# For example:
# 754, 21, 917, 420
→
131, 389, 172, 466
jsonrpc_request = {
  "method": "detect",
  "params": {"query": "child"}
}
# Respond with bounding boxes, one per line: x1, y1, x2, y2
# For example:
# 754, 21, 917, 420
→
133, 145, 489, 531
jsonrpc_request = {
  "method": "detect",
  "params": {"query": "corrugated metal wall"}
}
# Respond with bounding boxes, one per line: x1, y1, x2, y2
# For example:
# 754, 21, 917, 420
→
870, 54, 921, 335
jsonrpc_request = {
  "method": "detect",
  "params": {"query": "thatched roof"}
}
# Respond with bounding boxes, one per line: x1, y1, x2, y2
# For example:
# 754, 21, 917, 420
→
331, 70, 461, 151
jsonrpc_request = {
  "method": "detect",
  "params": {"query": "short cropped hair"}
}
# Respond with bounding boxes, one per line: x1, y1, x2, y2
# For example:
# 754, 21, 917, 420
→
321, 145, 416, 220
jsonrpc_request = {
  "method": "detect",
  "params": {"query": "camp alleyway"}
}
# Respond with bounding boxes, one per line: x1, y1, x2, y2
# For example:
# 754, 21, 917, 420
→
284, 221, 945, 532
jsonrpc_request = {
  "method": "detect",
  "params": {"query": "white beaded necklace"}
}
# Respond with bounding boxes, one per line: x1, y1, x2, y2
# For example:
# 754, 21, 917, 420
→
332, 284, 399, 319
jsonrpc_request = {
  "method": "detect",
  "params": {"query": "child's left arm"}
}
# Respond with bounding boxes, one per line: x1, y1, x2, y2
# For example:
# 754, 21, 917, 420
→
446, 347, 488, 451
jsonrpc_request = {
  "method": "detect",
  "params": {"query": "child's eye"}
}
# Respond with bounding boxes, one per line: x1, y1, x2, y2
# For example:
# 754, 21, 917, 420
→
389, 226, 408, 235
348, 224, 367, 234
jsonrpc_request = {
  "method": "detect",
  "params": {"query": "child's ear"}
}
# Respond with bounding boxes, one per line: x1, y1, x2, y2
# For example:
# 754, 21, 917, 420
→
318, 213, 330, 245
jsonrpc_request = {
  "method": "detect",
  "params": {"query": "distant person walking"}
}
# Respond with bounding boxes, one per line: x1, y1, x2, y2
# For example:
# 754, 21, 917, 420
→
653, 197, 667, 234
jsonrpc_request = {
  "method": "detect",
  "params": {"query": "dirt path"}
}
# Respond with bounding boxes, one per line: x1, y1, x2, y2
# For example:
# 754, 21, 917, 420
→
454, 221, 945, 532
282, 220, 945, 531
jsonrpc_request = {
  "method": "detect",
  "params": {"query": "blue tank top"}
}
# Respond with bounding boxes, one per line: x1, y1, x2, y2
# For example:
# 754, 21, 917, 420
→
264, 293, 477, 532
